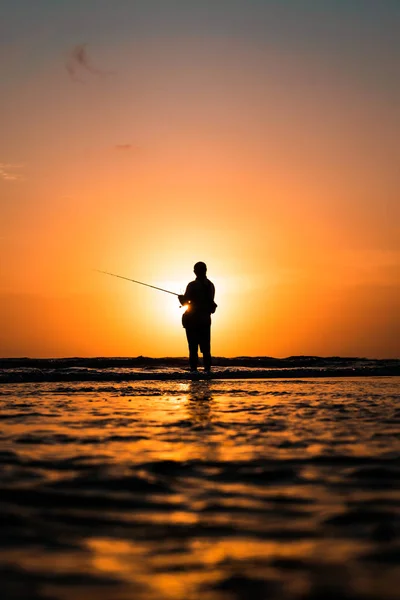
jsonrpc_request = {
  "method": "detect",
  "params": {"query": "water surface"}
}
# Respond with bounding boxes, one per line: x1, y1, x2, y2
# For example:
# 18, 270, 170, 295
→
1, 377, 399, 599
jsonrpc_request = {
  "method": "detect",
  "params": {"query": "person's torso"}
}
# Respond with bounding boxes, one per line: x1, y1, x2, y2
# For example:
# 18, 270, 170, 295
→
186, 278, 214, 314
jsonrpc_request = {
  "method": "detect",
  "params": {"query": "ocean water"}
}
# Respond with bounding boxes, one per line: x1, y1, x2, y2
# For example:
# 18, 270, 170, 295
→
1, 356, 399, 382
0, 376, 399, 600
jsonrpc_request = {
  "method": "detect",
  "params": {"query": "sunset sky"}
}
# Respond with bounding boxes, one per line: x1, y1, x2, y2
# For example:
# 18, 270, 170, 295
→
1, 0, 399, 358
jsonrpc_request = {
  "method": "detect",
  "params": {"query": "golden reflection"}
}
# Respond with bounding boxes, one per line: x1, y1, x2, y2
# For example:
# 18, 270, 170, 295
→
186, 381, 214, 426
85, 535, 367, 600
189, 538, 316, 565
87, 537, 141, 576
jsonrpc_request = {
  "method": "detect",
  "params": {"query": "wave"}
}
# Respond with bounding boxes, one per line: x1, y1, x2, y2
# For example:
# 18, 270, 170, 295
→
0, 356, 399, 383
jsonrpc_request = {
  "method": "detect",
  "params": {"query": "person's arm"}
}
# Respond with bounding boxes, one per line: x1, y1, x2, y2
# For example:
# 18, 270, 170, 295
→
178, 283, 192, 305
209, 281, 217, 313
210, 281, 215, 301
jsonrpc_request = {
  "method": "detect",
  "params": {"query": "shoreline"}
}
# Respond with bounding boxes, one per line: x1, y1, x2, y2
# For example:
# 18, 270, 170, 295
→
1, 366, 399, 383
1, 356, 399, 383
1, 355, 399, 367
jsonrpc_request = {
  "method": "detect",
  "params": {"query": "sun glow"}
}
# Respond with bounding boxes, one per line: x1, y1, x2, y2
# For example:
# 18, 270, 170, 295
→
1, 2, 399, 359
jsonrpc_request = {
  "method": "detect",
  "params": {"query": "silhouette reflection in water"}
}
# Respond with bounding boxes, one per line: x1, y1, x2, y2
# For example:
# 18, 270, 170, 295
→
186, 381, 214, 427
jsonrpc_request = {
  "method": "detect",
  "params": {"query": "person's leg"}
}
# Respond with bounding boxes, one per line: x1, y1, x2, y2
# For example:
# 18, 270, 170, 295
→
186, 328, 199, 371
199, 326, 211, 372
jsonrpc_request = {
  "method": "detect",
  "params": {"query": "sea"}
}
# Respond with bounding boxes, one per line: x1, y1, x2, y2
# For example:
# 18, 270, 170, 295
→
0, 357, 399, 600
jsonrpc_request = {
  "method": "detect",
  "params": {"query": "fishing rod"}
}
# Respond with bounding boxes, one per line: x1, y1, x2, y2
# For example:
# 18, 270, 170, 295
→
95, 270, 179, 297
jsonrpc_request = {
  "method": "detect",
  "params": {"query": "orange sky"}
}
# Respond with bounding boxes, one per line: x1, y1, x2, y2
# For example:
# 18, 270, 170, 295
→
1, 2, 399, 358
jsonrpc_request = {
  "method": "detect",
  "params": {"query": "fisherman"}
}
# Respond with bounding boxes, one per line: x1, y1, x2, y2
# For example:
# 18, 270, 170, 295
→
178, 262, 217, 375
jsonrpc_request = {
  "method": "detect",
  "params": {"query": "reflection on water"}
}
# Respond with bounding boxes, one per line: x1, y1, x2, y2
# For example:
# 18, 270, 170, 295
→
186, 381, 214, 426
0, 378, 399, 600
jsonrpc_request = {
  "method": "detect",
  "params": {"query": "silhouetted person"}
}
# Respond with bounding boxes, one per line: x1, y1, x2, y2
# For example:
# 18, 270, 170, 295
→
178, 262, 217, 374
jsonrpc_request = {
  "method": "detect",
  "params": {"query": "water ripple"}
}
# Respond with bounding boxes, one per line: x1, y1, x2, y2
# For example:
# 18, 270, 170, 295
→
0, 377, 399, 600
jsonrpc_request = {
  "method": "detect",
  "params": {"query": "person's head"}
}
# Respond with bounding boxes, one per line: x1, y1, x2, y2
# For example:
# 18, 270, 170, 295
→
194, 261, 207, 277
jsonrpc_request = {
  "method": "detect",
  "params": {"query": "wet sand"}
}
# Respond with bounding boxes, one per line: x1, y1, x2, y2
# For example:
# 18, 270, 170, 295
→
0, 377, 399, 599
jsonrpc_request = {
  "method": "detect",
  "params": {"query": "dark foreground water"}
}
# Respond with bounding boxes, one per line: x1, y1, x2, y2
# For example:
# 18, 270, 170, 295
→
0, 377, 399, 600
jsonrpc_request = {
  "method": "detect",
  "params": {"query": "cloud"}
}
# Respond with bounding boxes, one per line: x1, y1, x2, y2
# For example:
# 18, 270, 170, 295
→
0, 163, 24, 182
66, 43, 111, 82
115, 144, 133, 151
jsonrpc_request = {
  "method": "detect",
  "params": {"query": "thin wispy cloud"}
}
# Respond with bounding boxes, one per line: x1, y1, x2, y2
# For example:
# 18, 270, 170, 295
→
66, 44, 112, 82
0, 163, 24, 182
115, 144, 133, 151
